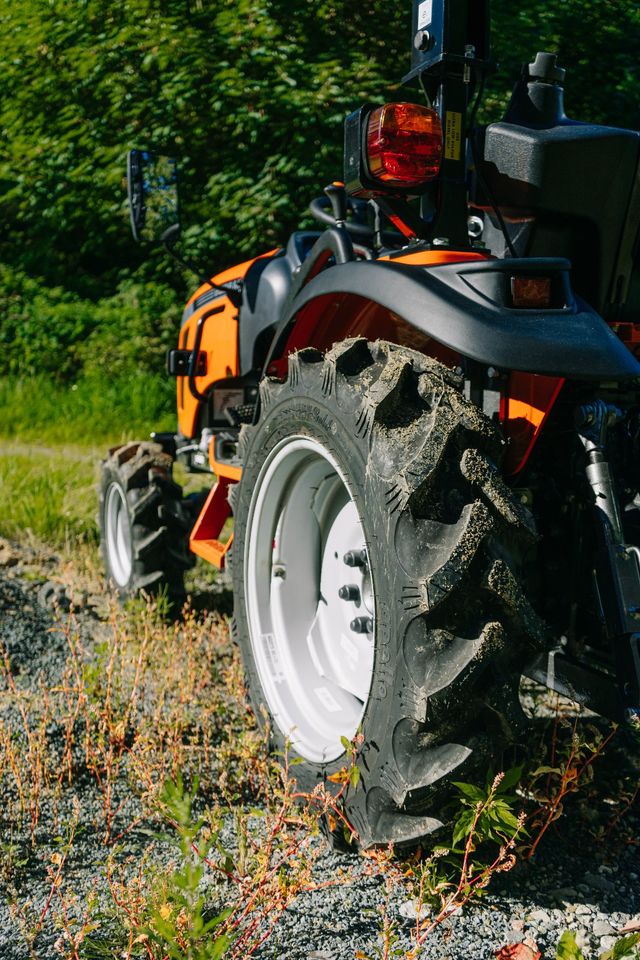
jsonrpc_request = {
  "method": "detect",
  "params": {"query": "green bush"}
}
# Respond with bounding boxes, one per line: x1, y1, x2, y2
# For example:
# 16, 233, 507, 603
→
2, 0, 634, 298
0, 0, 637, 448
0, 264, 180, 381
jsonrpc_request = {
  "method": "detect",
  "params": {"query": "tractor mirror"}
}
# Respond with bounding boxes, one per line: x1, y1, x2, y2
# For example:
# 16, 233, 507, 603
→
127, 149, 180, 243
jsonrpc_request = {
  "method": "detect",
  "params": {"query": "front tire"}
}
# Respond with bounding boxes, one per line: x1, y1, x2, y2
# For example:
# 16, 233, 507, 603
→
99, 441, 194, 605
231, 340, 545, 848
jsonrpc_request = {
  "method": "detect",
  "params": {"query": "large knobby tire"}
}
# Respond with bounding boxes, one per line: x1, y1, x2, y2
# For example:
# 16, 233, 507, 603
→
231, 340, 545, 849
99, 441, 194, 605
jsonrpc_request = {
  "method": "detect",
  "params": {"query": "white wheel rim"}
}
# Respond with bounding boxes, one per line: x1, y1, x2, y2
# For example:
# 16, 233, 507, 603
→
105, 483, 133, 587
245, 436, 375, 763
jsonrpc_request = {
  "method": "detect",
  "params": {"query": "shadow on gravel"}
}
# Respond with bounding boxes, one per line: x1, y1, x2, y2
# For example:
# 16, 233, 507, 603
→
188, 585, 234, 618
0, 578, 65, 674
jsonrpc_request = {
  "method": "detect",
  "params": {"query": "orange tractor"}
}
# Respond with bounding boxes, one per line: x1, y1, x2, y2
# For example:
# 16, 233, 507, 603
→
100, 0, 640, 847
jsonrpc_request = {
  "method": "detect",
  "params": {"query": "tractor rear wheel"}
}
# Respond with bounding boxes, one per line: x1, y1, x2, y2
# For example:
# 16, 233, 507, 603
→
99, 441, 194, 606
231, 340, 544, 848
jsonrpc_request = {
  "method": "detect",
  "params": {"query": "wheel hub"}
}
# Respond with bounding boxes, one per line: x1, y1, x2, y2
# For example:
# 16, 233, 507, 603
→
244, 436, 375, 763
104, 482, 133, 587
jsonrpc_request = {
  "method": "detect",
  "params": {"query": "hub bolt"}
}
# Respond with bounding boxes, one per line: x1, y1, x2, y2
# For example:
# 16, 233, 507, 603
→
350, 616, 373, 634
343, 549, 367, 568
338, 584, 360, 602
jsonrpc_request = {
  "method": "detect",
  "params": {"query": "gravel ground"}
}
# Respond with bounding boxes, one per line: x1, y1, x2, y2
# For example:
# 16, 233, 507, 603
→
0, 537, 638, 960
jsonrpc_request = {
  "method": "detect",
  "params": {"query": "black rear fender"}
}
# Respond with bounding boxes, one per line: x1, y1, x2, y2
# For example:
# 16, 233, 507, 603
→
266, 257, 640, 381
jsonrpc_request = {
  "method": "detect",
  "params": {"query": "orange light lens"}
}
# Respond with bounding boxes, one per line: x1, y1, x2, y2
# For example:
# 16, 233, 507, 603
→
366, 102, 443, 188
511, 276, 552, 309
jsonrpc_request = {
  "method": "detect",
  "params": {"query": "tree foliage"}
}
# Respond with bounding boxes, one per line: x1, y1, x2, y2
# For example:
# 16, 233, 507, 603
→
0, 0, 638, 378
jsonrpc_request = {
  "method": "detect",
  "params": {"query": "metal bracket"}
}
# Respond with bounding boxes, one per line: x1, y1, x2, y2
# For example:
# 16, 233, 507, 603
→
575, 400, 640, 714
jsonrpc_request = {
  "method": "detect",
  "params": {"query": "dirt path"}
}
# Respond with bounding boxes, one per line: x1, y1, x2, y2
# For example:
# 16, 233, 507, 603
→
0, 438, 99, 462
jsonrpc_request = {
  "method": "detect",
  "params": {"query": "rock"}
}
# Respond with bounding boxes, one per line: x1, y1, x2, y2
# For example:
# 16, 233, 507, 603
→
584, 872, 616, 894
0, 541, 19, 567
600, 937, 617, 952
575, 905, 592, 917
593, 920, 617, 938
575, 930, 590, 953
551, 887, 578, 900
528, 909, 551, 925
398, 899, 428, 920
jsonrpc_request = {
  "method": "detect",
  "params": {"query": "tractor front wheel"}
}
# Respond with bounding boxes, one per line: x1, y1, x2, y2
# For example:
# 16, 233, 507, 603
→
99, 441, 194, 606
231, 340, 544, 848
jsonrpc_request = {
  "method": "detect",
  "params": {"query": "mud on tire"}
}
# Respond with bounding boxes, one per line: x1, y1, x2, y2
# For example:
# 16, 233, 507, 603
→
99, 441, 194, 605
231, 340, 545, 849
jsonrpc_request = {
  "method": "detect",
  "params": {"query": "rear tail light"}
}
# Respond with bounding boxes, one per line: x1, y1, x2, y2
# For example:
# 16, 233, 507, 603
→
366, 102, 443, 188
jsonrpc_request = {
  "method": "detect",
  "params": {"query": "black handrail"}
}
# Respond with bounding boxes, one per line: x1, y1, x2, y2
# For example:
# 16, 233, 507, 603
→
187, 304, 225, 402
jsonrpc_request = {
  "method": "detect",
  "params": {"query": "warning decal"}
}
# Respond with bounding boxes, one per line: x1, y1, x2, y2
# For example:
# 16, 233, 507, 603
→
261, 632, 284, 683
444, 111, 463, 161
417, 0, 433, 29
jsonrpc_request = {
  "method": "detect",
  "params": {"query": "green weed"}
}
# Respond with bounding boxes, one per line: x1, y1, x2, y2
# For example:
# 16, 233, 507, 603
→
556, 930, 640, 960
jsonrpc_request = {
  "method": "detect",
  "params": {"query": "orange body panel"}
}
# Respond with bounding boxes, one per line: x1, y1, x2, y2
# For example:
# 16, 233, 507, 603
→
379, 249, 490, 266
189, 445, 241, 570
177, 250, 279, 438
503, 373, 564, 475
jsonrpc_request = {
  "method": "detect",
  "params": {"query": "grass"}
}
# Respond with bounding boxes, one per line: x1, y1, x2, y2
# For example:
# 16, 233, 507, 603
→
0, 373, 174, 446
0, 449, 98, 546
0, 371, 177, 549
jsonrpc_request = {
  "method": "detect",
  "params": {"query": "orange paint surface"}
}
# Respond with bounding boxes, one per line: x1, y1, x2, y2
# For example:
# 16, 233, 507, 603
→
507, 398, 546, 429
177, 249, 279, 438
380, 249, 490, 266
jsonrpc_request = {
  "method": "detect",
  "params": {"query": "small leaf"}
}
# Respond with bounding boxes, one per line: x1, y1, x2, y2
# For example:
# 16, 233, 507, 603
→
600, 932, 640, 960
556, 930, 586, 960
452, 781, 485, 801
210, 933, 234, 958
350, 765, 361, 788
327, 769, 349, 784
498, 766, 524, 792
452, 811, 474, 846
495, 943, 541, 960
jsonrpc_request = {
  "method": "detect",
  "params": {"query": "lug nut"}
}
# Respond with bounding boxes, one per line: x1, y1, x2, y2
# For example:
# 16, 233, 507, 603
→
350, 616, 373, 634
343, 549, 367, 568
339, 584, 360, 602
